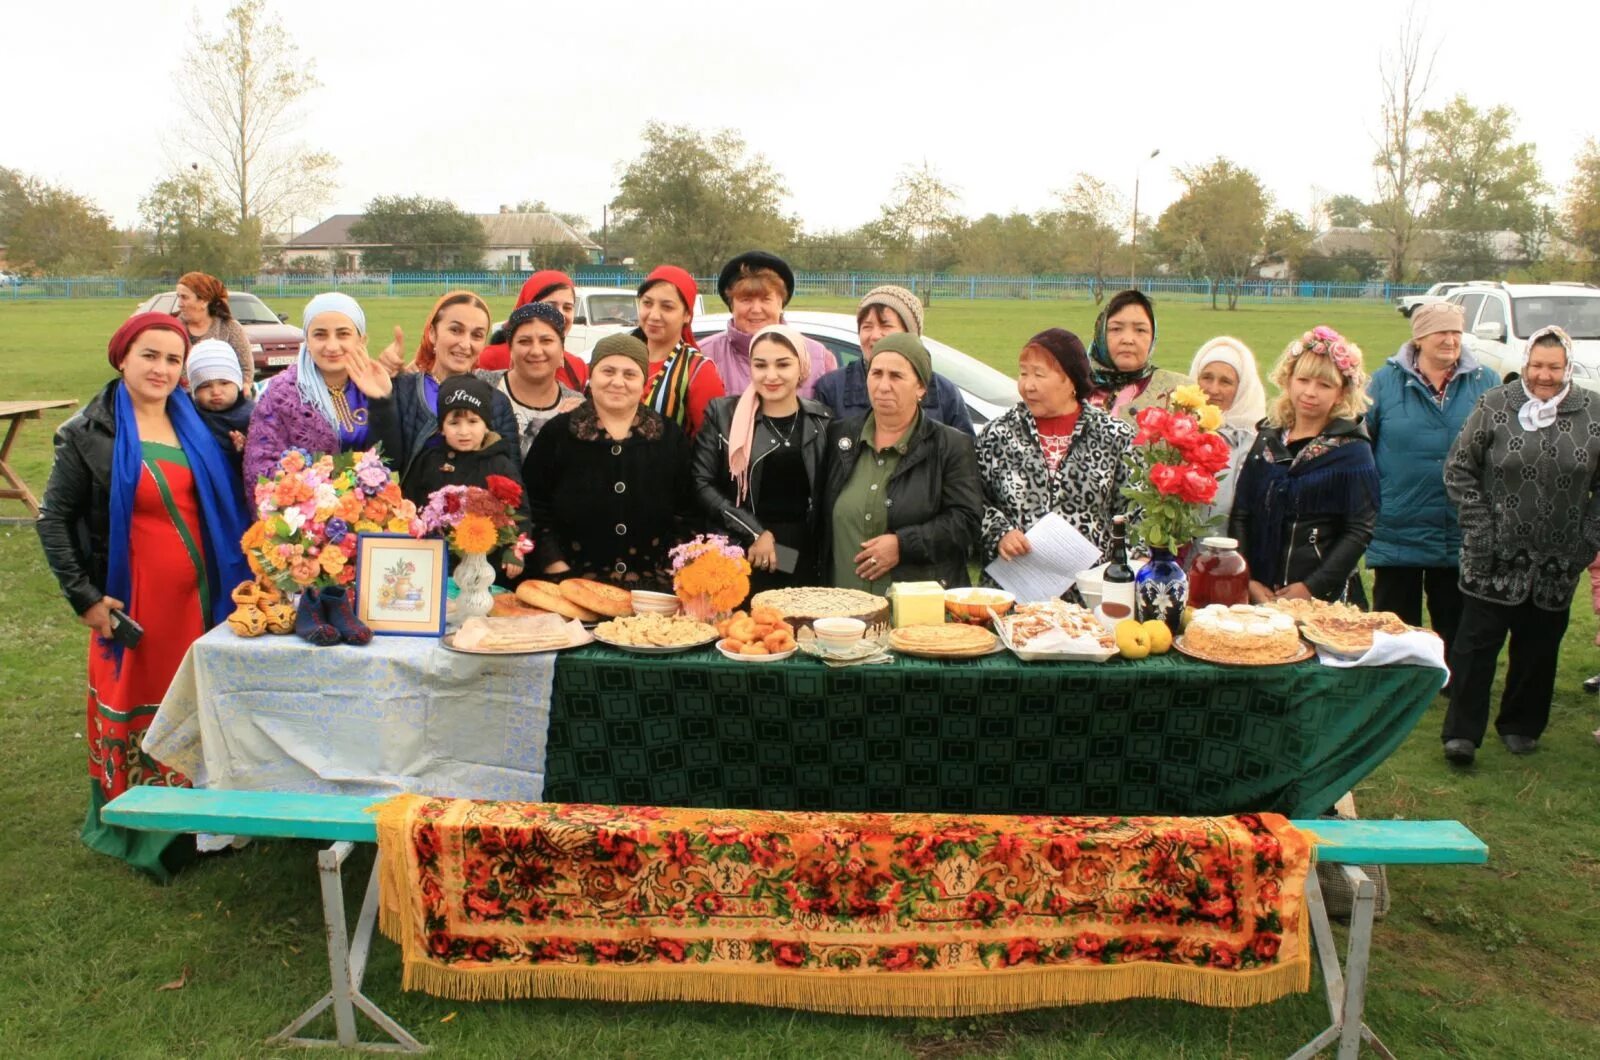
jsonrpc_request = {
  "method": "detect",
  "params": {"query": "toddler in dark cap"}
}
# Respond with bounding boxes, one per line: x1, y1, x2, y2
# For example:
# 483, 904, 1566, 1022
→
402, 374, 530, 578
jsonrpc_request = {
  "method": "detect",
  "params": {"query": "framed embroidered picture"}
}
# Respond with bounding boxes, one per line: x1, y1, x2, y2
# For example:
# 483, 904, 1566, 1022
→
355, 534, 448, 636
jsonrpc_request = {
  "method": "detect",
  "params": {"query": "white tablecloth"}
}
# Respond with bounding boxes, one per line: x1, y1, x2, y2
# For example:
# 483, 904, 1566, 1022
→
144, 626, 554, 799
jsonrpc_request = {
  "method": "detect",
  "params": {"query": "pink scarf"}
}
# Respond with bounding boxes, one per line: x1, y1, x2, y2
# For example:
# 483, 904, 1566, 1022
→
729, 323, 811, 504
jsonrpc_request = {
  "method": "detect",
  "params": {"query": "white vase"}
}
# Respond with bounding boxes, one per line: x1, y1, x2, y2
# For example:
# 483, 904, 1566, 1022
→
453, 551, 495, 622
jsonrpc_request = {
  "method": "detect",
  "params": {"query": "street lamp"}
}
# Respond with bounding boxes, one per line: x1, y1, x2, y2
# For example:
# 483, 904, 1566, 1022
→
1130, 148, 1161, 287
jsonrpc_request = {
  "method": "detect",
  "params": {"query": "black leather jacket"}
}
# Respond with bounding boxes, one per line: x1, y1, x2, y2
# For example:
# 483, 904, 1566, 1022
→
689, 396, 832, 543
36, 380, 120, 615
1229, 417, 1377, 604
819, 412, 983, 588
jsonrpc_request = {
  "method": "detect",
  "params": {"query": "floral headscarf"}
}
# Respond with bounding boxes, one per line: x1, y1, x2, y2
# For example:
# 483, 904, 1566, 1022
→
1518, 325, 1575, 432
1089, 290, 1159, 391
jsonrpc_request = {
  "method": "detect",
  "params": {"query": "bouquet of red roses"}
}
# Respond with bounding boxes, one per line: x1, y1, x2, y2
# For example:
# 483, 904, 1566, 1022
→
1123, 385, 1233, 551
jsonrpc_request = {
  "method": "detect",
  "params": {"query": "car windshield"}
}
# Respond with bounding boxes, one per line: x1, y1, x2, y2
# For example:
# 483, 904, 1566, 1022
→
586, 295, 637, 326
229, 293, 281, 325
922, 338, 1018, 406
1512, 296, 1600, 340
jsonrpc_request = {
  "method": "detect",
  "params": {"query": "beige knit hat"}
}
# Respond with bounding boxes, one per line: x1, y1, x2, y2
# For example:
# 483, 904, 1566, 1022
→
858, 285, 925, 338
1411, 302, 1465, 340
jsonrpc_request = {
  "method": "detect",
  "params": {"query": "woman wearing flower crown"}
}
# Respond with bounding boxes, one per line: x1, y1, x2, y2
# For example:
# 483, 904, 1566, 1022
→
1228, 326, 1380, 606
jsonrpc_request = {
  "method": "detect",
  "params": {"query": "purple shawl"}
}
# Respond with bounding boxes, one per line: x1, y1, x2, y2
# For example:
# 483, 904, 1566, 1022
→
242, 363, 340, 487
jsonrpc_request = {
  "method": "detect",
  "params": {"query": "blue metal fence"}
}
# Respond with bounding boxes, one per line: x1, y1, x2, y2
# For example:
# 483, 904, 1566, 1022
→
0, 271, 1431, 305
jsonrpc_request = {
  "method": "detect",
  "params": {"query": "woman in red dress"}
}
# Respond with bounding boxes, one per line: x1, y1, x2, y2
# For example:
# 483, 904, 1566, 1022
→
37, 313, 252, 879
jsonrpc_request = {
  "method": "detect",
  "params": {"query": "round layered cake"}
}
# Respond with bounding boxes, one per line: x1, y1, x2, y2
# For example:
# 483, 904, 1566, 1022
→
749, 587, 890, 633
1185, 604, 1302, 663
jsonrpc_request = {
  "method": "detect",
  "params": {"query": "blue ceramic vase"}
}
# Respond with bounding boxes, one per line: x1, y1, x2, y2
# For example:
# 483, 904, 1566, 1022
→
1135, 546, 1188, 631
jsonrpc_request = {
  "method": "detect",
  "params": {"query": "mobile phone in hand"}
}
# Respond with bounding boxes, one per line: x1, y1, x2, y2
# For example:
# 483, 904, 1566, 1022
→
774, 544, 800, 574
109, 608, 144, 650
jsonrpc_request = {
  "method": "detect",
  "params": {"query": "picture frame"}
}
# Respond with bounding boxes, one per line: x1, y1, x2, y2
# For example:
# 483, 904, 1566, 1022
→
354, 533, 448, 636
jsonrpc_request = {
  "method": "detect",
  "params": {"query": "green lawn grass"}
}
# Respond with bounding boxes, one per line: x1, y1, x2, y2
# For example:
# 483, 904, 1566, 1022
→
2, 295, 1597, 1057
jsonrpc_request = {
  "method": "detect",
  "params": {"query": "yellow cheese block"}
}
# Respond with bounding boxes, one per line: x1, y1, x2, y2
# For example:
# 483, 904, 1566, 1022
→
888, 581, 946, 627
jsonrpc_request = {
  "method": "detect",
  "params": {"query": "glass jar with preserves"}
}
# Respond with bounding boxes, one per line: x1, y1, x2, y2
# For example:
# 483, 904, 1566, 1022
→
1189, 536, 1250, 607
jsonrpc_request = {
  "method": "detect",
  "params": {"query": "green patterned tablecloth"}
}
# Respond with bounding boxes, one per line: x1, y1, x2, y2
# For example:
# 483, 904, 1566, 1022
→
544, 646, 1444, 818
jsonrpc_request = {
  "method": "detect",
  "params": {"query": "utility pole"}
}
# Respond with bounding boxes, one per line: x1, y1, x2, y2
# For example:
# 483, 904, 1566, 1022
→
1130, 148, 1161, 287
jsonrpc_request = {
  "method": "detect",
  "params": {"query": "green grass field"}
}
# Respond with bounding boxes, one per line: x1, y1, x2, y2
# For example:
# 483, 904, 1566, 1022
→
2, 295, 1598, 1057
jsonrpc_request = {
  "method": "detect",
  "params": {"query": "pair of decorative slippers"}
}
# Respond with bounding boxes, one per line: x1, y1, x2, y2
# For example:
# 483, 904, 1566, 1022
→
226, 581, 372, 647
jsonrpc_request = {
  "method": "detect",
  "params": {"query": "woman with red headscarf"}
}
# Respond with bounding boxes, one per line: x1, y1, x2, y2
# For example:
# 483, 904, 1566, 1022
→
36, 313, 252, 880
630, 265, 724, 436
175, 270, 253, 389
475, 270, 590, 389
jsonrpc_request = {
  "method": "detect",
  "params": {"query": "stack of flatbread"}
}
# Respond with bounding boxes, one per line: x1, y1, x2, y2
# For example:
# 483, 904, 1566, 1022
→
1266, 600, 1410, 655
888, 623, 997, 659
452, 615, 575, 653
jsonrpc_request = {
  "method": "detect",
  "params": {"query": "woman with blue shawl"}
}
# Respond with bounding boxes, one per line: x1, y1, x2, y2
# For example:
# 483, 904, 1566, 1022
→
1083, 289, 1193, 426
243, 292, 402, 487
36, 313, 254, 880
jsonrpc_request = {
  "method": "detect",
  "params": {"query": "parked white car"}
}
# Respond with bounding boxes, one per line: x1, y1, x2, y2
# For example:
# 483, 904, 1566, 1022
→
496, 286, 707, 356
1448, 282, 1600, 392
1396, 281, 1471, 318
692, 311, 1017, 430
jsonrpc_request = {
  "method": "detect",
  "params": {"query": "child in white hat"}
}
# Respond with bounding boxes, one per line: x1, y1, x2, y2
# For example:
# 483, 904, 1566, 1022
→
187, 338, 256, 478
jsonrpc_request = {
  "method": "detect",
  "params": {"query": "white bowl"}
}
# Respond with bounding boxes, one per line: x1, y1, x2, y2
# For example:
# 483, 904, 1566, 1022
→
1074, 559, 1146, 610
630, 590, 680, 615
812, 616, 867, 651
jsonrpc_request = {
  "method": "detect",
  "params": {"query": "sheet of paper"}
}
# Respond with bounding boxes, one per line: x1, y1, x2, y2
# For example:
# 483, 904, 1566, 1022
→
983, 513, 1104, 602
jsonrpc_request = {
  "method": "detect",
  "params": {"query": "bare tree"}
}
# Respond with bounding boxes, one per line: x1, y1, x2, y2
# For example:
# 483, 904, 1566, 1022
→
874, 161, 961, 284
173, 0, 337, 240
1369, 4, 1439, 283
1050, 175, 1127, 303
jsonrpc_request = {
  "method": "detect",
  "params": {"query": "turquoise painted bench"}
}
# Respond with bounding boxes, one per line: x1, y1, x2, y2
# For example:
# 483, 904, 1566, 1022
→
104, 787, 1488, 1058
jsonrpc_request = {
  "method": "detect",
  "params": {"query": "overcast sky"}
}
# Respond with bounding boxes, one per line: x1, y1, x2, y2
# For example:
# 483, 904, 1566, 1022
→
6, 0, 1594, 236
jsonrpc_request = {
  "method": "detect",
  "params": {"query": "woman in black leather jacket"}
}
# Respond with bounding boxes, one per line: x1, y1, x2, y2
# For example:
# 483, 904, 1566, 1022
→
690, 324, 832, 591
1229, 326, 1380, 606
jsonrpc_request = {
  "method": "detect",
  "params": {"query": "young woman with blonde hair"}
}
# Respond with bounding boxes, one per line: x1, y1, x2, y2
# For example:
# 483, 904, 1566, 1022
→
1228, 326, 1379, 606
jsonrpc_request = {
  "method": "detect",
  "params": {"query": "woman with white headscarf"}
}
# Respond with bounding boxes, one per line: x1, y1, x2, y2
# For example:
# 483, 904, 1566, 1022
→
243, 293, 402, 487
1440, 326, 1600, 765
1188, 336, 1266, 522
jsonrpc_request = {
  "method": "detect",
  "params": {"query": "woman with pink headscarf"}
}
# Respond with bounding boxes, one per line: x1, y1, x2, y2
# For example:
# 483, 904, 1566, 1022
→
689, 323, 832, 591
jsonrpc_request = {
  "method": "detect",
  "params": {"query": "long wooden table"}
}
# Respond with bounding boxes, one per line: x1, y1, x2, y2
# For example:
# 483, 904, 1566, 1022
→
0, 399, 75, 523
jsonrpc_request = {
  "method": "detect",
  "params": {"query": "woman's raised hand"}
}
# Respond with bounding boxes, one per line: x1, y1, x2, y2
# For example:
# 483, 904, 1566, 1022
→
376, 326, 406, 377
345, 344, 394, 399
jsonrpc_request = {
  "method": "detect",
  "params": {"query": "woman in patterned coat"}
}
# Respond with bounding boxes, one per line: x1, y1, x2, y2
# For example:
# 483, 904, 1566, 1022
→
1441, 326, 1600, 764
979, 329, 1134, 575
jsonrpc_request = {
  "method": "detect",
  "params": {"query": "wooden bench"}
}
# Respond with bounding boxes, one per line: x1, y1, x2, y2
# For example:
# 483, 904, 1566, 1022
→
103, 787, 1488, 1058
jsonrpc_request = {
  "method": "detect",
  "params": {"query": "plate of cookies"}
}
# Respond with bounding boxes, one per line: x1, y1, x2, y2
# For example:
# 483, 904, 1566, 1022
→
887, 623, 1001, 660
713, 605, 798, 662
592, 613, 719, 654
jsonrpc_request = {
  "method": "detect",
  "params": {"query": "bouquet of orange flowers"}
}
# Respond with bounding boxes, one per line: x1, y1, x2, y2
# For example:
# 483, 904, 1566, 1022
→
670, 534, 751, 619
411, 476, 532, 568
244, 448, 415, 593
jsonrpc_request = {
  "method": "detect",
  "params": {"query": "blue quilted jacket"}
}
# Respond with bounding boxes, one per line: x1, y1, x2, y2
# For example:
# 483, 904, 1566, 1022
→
1364, 345, 1498, 567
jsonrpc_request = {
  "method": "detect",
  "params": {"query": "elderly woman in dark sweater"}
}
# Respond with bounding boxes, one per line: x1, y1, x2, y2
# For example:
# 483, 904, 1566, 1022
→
1440, 326, 1600, 764
522, 334, 697, 590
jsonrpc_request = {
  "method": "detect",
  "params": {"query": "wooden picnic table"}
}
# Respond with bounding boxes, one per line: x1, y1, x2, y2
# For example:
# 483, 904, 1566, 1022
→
0, 399, 76, 523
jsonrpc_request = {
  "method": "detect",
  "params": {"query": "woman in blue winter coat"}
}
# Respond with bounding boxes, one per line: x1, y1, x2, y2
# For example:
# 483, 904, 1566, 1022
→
1365, 302, 1499, 665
